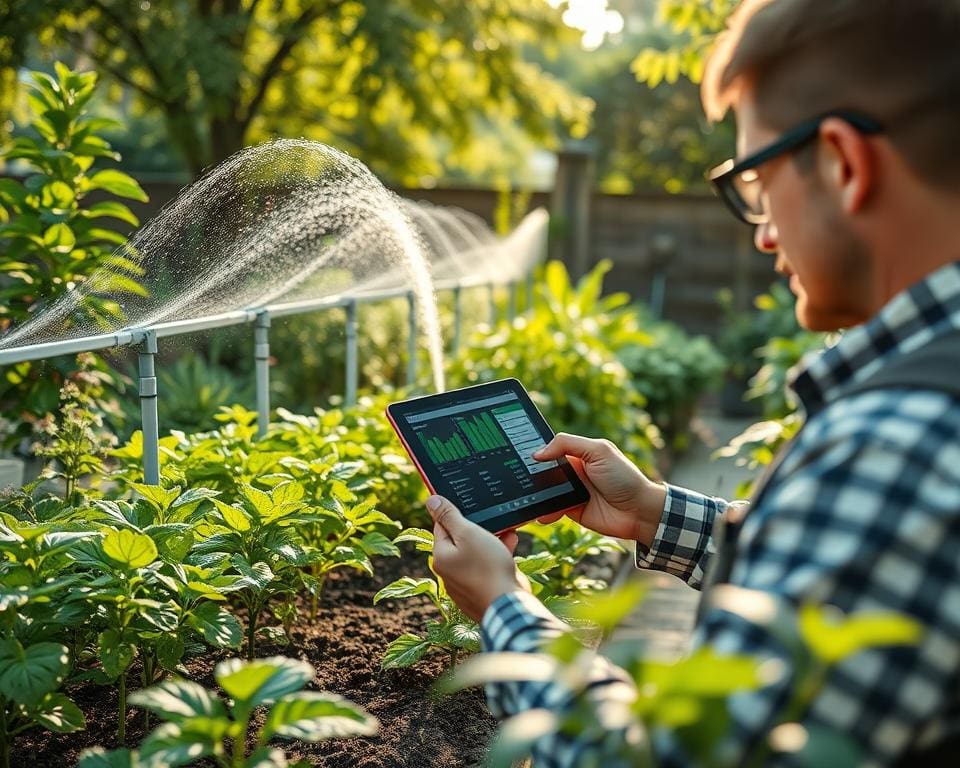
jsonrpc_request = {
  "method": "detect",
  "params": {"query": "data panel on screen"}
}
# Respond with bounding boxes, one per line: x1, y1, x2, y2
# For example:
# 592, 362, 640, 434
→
386, 379, 589, 533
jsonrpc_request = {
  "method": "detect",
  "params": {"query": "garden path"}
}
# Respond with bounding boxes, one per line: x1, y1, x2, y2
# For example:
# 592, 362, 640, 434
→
609, 413, 758, 658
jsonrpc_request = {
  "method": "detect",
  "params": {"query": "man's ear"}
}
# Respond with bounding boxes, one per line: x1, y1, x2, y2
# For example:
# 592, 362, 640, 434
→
817, 117, 875, 214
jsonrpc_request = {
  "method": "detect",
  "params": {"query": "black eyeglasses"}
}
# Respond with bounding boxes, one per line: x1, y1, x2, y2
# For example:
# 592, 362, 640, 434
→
707, 110, 885, 225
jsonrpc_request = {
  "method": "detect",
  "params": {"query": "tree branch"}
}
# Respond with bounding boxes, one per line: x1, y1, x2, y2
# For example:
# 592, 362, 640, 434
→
88, 0, 173, 102
61, 30, 171, 107
239, 0, 346, 135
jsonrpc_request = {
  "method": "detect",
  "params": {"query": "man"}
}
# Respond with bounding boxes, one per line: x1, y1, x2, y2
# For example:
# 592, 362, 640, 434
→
426, 0, 960, 764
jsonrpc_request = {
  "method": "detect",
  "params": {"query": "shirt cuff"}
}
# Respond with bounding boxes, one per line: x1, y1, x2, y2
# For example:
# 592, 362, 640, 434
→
481, 590, 569, 653
635, 484, 725, 588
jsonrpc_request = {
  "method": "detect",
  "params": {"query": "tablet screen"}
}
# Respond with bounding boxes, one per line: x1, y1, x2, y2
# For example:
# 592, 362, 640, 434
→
387, 379, 588, 532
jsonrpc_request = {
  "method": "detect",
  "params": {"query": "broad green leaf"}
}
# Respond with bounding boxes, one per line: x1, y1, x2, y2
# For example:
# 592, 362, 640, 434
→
156, 635, 186, 670
380, 634, 433, 670
798, 605, 922, 663
77, 748, 138, 768
262, 692, 377, 741
392, 527, 434, 551
130, 483, 181, 515
135, 599, 180, 632
139, 720, 221, 766
213, 500, 252, 532
99, 629, 136, 678
449, 622, 481, 651
230, 556, 274, 591
102, 528, 158, 569
271, 481, 304, 505
438, 652, 560, 693
566, 581, 648, 632
33, 692, 86, 732
128, 677, 227, 723
84, 200, 139, 226
373, 577, 438, 605
215, 656, 314, 707
188, 602, 243, 648
241, 484, 274, 517
515, 551, 558, 576
42, 222, 76, 253
359, 531, 400, 558
0, 638, 70, 705
639, 648, 762, 702
87, 169, 148, 201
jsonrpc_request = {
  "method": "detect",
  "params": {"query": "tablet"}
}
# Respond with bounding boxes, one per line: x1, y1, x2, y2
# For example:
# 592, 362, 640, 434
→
386, 379, 589, 534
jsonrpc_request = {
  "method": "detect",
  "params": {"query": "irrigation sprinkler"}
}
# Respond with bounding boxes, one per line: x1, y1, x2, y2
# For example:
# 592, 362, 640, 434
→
254, 311, 271, 438
345, 299, 359, 406
0, 209, 550, 485
137, 330, 160, 485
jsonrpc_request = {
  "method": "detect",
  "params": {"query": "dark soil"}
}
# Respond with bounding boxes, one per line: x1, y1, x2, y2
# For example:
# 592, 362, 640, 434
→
17, 552, 497, 768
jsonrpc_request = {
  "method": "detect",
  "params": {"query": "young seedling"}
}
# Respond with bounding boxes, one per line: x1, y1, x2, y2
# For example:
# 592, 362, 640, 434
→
521, 517, 625, 609
374, 529, 480, 670
77, 656, 377, 768
189, 481, 329, 660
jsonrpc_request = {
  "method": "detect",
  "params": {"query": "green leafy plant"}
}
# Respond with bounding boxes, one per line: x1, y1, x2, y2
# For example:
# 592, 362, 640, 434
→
69, 527, 180, 743
631, 0, 738, 87
446, 260, 662, 473
0, 517, 94, 768
77, 656, 377, 768
121, 352, 256, 436
374, 529, 480, 670
716, 284, 830, 495
33, 357, 120, 503
442, 582, 922, 767
617, 309, 726, 451
520, 518, 625, 613
189, 481, 321, 660
111, 398, 424, 527
0, 63, 147, 451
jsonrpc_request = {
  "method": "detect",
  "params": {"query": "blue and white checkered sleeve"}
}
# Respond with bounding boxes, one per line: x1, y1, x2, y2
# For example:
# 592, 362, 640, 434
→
635, 484, 727, 588
693, 391, 960, 766
480, 591, 637, 768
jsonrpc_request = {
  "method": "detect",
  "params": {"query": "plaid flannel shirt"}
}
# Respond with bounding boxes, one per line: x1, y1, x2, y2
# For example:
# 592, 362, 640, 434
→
481, 261, 960, 767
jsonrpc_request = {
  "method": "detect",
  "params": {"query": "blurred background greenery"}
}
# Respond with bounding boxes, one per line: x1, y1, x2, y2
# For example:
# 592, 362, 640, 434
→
0, 0, 734, 193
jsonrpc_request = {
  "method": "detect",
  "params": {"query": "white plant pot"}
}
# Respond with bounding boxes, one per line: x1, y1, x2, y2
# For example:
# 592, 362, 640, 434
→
0, 458, 25, 489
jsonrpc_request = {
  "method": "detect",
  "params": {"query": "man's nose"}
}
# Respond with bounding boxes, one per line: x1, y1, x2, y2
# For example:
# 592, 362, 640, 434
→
754, 220, 779, 253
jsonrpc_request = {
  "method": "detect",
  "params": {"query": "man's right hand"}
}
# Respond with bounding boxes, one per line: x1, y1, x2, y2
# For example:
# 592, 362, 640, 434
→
533, 433, 667, 548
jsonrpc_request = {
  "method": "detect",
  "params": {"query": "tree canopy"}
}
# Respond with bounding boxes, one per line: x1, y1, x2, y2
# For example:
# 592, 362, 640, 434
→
8, 0, 592, 182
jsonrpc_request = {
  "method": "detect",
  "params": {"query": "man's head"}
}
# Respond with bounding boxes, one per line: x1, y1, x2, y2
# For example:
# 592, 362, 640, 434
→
702, 0, 960, 331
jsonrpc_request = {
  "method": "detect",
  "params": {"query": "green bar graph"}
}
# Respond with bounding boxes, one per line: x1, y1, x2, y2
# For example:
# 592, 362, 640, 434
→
455, 411, 507, 453
418, 431, 470, 464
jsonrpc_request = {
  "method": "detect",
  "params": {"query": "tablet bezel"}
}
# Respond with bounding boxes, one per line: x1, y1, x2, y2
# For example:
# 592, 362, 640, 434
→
386, 378, 589, 534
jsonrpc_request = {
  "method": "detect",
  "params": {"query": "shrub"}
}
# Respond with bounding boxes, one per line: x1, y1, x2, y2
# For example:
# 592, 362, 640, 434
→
0, 62, 147, 452
446, 260, 661, 473
618, 307, 726, 451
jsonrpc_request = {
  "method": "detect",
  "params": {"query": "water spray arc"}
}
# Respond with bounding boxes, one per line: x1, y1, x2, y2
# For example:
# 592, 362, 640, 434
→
0, 138, 550, 484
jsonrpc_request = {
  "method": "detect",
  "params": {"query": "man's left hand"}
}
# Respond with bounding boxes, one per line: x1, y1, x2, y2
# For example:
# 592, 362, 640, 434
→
427, 495, 531, 622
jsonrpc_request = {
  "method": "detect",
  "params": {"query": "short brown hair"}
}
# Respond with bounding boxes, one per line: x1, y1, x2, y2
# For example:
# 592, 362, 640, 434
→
702, 0, 960, 188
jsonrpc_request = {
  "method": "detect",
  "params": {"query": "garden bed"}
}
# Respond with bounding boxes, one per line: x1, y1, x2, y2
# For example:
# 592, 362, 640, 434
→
20, 554, 496, 768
